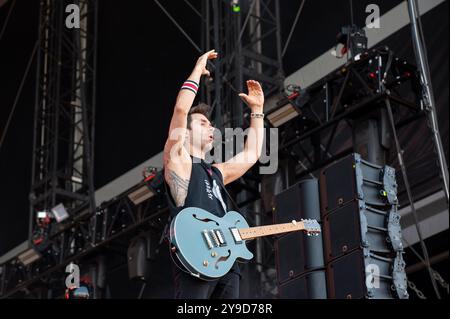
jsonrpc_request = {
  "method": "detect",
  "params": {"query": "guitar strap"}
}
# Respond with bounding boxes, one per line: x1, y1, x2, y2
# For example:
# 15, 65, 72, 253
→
199, 160, 241, 213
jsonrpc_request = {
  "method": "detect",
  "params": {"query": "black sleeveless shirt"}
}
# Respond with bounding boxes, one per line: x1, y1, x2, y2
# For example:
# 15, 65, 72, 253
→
165, 156, 241, 276
166, 156, 228, 218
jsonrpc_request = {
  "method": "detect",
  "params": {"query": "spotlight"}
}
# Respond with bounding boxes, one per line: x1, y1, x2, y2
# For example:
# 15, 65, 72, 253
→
36, 210, 52, 227
51, 203, 69, 223
65, 286, 90, 299
334, 25, 368, 58
267, 103, 300, 127
128, 186, 155, 205
37, 211, 48, 219
17, 246, 41, 266
267, 89, 308, 127
128, 167, 164, 205
231, 0, 241, 12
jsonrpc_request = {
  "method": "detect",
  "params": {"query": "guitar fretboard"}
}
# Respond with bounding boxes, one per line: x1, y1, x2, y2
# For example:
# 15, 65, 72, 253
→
238, 221, 305, 240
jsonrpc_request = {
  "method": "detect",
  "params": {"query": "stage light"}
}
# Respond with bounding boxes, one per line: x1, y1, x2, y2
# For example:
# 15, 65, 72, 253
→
65, 286, 90, 299
51, 203, 69, 223
335, 25, 368, 58
231, 0, 241, 12
128, 167, 164, 205
266, 103, 300, 127
128, 186, 155, 205
267, 90, 305, 127
37, 211, 48, 219
17, 246, 41, 266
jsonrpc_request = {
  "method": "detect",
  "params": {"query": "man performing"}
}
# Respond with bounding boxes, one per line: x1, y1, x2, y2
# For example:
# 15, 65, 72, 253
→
163, 50, 265, 299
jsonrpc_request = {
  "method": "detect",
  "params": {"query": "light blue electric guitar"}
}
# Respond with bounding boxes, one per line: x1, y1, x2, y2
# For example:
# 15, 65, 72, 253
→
169, 207, 321, 280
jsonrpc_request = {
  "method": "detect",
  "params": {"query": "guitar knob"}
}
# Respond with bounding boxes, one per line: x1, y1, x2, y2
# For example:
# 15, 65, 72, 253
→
211, 252, 217, 257
203, 260, 209, 267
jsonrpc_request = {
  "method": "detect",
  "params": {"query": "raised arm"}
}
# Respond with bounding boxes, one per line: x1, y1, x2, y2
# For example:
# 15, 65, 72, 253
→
163, 50, 217, 206
164, 49, 218, 160
214, 80, 265, 185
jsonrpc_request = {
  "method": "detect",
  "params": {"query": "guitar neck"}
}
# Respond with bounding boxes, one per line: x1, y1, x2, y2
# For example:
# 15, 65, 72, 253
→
238, 221, 306, 241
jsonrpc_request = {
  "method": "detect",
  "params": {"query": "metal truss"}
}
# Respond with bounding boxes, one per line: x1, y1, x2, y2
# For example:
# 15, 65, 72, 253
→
29, 0, 98, 241
0, 176, 168, 298
201, 0, 285, 129
272, 47, 425, 180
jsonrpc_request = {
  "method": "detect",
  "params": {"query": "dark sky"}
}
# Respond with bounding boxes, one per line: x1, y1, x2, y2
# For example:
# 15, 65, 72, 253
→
0, 0, 438, 256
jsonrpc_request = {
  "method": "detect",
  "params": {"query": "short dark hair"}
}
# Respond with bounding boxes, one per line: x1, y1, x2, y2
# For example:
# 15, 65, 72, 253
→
187, 103, 211, 129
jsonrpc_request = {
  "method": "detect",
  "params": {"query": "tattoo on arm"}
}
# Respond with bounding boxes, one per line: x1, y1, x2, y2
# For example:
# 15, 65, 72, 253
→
167, 169, 190, 207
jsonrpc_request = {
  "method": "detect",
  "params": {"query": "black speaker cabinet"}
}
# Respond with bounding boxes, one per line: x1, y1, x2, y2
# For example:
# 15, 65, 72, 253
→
326, 249, 396, 299
320, 154, 357, 215
274, 179, 324, 284
320, 153, 397, 217
273, 183, 303, 224
275, 232, 306, 283
278, 270, 327, 299
322, 199, 393, 263
127, 237, 150, 281
274, 179, 321, 223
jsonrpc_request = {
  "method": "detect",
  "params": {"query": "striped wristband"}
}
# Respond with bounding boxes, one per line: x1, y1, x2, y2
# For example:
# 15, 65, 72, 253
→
250, 112, 264, 119
181, 80, 199, 95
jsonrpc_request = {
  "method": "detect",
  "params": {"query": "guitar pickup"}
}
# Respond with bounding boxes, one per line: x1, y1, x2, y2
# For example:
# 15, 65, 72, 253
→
230, 227, 243, 244
213, 229, 226, 246
202, 230, 213, 249
203, 229, 227, 249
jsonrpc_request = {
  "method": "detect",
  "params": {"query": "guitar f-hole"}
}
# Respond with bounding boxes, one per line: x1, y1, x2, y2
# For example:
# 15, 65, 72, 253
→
214, 250, 231, 269
192, 214, 220, 226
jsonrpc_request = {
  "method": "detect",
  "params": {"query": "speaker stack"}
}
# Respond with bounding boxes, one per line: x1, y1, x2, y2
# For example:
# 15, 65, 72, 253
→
320, 153, 408, 299
274, 153, 409, 299
274, 179, 327, 299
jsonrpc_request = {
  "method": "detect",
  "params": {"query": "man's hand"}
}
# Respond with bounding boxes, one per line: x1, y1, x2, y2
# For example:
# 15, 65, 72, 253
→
194, 49, 218, 77
238, 80, 264, 111
214, 80, 265, 185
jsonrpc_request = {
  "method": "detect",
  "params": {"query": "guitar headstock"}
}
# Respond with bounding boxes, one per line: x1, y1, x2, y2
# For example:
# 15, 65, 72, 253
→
301, 219, 321, 236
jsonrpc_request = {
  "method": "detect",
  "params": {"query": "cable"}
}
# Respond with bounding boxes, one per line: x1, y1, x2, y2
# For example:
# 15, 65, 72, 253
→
281, 0, 306, 58
403, 236, 445, 275
403, 237, 448, 295
153, 0, 201, 53
349, 0, 354, 27
0, 0, 16, 43
345, 0, 354, 62
0, 39, 39, 153
384, 94, 442, 299
153, 0, 240, 97
182, 0, 203, 20
137, 281, 147, 299
407, 0, 449, 202
378, 49, 442, 298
